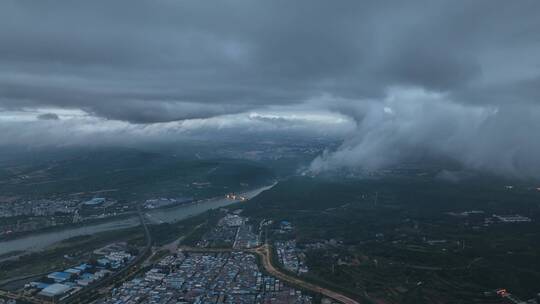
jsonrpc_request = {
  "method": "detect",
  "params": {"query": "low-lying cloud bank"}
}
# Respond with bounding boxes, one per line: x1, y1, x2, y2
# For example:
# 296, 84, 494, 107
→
0, 107, 355, 147
310, 88, 540, 179
2, 88, 540, 179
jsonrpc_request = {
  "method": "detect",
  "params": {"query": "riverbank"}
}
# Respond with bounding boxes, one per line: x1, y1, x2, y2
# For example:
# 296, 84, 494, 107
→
0, 183, 275, 256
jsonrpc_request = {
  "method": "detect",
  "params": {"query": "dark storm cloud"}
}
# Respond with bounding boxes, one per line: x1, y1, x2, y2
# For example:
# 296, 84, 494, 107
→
36, 113, 59, 120
2, 0, 539, 123
1, 0, 540, 178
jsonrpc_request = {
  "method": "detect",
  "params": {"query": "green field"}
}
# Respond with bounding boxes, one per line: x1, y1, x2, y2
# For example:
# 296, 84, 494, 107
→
239, 176, 540, 303
0, 147, 275, 201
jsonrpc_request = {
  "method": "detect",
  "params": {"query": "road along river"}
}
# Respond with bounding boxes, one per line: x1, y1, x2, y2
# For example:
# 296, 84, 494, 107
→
0, 184, 275, 256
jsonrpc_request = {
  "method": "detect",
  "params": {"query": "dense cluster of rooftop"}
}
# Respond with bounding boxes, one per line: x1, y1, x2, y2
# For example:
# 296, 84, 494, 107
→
98, 251, 313, 304
275, 241, 308, 275
199, 213, 260, 249
0, 199, 79, 218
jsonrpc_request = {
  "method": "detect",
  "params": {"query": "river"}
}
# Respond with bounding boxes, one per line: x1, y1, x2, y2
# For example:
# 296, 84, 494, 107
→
0, 183, 275, 256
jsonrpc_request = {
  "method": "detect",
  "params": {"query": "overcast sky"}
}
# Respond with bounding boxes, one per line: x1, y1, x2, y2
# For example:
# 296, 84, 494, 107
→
1, 1, 540, 178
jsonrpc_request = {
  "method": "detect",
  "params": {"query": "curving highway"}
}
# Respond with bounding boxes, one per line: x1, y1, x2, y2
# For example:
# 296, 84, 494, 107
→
251, 244, 362, 304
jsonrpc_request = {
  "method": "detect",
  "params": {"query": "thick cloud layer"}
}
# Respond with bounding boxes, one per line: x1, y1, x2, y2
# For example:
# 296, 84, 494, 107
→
0, 108, 354, 147
310, 88, 540, 179
1, 1, 540, 178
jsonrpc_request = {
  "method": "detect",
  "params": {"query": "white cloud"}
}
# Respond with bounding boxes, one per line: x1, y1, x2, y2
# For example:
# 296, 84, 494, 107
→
0, 106, 355, 147
310, 87, 540, 179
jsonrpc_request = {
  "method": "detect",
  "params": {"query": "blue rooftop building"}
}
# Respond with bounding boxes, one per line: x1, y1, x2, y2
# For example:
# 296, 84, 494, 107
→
47, 272, 72, 283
